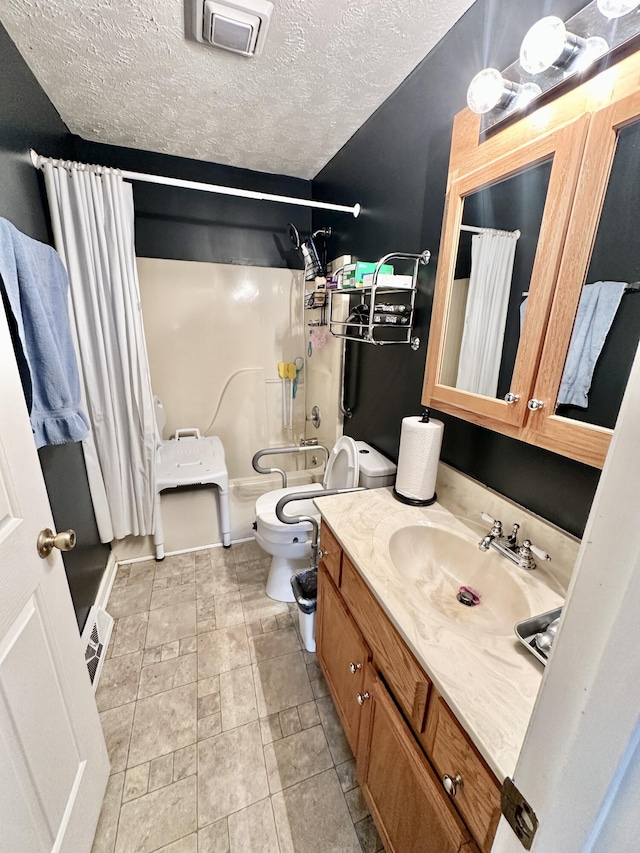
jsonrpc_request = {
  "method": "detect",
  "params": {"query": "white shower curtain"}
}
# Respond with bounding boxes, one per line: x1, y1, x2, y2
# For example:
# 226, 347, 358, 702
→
43, 162, 156, 542
455, 228, 520, 398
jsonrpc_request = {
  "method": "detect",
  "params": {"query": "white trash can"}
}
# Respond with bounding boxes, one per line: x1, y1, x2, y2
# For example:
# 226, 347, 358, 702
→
291, 568, 317, 653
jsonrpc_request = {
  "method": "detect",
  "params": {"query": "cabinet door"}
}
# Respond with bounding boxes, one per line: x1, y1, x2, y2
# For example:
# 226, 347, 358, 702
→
526, 90, 640, 468
423, 115, 589, 433
316, 566, 370, 753
358, 669, 477, 853
318, 522, 342, 587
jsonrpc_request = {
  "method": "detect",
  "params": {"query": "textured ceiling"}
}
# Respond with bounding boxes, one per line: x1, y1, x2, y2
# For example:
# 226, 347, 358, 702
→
1, 0, 475, 179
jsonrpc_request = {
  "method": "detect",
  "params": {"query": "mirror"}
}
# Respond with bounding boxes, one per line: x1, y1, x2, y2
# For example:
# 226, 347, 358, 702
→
439, 160, 552, 399
554, 120, 640, 430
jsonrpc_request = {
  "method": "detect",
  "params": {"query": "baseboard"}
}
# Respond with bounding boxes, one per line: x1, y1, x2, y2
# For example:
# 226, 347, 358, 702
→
116, 536, 256, 564
94, 550, 118, 612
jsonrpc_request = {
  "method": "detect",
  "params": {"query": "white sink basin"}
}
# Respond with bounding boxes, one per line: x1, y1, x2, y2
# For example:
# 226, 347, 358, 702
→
387, 523, 531, 636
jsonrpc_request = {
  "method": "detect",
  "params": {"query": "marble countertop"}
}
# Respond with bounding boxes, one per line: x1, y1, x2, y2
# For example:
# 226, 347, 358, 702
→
314, 487, 564, 782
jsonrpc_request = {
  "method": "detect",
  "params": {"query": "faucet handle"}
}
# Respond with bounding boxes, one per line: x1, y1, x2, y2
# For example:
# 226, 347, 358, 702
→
480, 513, 503, 537
528, 541, 550, 562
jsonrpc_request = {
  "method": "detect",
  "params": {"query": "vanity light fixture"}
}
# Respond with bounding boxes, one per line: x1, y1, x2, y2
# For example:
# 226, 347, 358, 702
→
470, 0, 640, 133
467, 68, 540, 115
597, 0, 640, 18
519, 16, 608, 75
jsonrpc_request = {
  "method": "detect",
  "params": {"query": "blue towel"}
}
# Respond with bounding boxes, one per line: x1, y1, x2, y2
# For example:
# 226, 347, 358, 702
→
558, 281, 626, 408
0, 218, 89, 448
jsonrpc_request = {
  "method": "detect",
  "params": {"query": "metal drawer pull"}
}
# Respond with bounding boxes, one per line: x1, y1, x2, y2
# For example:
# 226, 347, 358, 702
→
356, 692, 370, 706
349, 662, 362, 674
442, 773, 463, 797
318, 549, 329, 559
527, 398, 544, 411
504, 392, 520, 404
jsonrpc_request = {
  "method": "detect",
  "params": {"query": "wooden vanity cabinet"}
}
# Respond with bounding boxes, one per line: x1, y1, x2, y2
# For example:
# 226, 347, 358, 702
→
358, 668, 477, 853
316, 524, 499, 853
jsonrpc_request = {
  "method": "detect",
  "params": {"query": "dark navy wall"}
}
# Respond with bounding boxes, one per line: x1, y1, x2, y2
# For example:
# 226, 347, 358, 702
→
0, 22, 109, 630
73, 139, 311, 268
312, 0, 599, 538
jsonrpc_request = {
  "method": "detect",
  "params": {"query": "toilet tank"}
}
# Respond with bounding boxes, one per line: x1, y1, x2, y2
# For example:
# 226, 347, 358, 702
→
355, 441, 396, 488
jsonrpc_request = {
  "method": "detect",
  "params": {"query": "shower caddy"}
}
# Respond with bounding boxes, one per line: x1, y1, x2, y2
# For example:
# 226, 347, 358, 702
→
327, 250, 430, 349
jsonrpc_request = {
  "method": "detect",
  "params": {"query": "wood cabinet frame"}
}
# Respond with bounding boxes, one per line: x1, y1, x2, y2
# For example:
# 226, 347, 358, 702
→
422, 51, 640, 468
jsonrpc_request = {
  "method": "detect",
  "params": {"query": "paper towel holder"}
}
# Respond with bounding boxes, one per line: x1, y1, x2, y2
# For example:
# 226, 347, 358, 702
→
392, 409, 439, 507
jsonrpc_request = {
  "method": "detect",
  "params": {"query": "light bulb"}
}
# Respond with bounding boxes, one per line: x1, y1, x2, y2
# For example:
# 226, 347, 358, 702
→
467, 68, 517, 115
520, 16, 584, 75
597, 0, 640, 18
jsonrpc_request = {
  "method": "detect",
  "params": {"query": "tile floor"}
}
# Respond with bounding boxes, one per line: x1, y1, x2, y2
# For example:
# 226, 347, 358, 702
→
92, 540, 384, 853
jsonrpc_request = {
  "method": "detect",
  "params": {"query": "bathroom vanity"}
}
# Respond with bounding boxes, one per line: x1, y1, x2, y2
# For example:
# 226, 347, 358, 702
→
315, 486, 564, 853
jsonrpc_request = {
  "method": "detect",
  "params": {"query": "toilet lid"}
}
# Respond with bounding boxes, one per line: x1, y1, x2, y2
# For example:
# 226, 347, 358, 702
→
323, 436, 360, 491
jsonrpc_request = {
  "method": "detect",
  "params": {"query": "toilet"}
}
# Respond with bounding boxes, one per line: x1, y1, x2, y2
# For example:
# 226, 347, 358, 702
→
255, 438, 396, 601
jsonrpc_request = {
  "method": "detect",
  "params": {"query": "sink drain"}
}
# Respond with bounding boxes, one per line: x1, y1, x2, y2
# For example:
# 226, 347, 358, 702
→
457, 586, 481, 607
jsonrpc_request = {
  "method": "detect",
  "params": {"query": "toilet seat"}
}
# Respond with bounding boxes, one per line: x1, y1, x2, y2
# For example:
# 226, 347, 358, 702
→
255, 436, 360, 601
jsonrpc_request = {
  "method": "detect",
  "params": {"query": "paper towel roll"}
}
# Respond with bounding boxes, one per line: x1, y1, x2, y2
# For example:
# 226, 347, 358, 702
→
394, 415, 444, 504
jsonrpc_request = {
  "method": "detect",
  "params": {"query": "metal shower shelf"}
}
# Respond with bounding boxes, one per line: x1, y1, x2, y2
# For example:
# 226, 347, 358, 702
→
328, 250, 430, 346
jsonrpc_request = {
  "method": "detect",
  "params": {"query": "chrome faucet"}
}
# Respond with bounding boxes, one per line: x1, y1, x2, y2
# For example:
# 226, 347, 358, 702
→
478, 513, 550, 571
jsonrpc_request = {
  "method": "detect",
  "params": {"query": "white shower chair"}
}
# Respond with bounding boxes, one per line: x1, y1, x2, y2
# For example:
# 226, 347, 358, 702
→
153, 397, 231, 560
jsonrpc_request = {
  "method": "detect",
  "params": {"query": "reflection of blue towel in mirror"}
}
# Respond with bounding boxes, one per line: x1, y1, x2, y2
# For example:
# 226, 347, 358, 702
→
558, 281, 626, 408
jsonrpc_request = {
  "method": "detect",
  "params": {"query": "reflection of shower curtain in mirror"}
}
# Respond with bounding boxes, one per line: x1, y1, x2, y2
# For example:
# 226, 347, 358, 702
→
456, 229, 520, 398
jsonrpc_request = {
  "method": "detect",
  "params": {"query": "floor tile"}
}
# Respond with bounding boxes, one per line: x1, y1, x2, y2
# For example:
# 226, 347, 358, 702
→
113, 565, 131, 587
310, 673, 330, 699
196, 565, 238, 598
260, 616, 279, 633
198, 819, 229, 853
197, 720, 269, 826
298, 700, 320, 731
264, 725, 333, 794
335, 758, 358, 793
259, 714, 282, 745
354, 816, 384, 853
198, 713, 222, 740
123, 763, 150, 802
107, 582, 153, 619
245, 620, 263, 638
279, 707, 301, 738
96, 651, 142, 712
155, 553, 196, 579
180, 636, 198, 655
241, 585, 289, 623
198, 624, 250, 679
227, 798, 279, 853
143, 646, 163, 666
174, 744, 197, 782
345, 786, 370, 823
198, 693, 221, 718
210, 547, 236, 569
232, 539, 266, 564
155, 835, 197, 853
150, 583, 196, 612
111, 612, 148, 657
162, 640, 181, 660
316, 695, 353, 766
235, 559, 270, 591
198, 675, 220, 698
220, 666, 257, 731
138, 653, 197, 699
128, 560, 156, 585
214, 592, 245, 628
276, 612, 293, 629
149, 753, 174, 791
91, 771, 124, 853
146, 602, 196, 648
197, 596, 216, 623
253, 651, 313, 717
249, 626, 300, 663
271, 769, 361, 853
99, 702, 135, 774
129, 683, 197, 767
115, 776, 197, 853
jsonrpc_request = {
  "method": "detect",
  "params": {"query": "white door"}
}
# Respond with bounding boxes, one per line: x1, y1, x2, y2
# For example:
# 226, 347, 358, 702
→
0, 302, 109, 851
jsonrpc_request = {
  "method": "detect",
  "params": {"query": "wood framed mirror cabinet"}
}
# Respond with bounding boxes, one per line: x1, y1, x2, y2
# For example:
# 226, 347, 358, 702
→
423, 50, 640, 469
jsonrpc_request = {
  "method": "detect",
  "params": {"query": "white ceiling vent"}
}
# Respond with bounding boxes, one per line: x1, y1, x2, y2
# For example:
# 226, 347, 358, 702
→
188, 0, 273, 57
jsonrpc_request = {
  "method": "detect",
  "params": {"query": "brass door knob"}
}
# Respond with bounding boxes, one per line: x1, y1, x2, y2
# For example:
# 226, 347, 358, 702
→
37, 528, 77, 558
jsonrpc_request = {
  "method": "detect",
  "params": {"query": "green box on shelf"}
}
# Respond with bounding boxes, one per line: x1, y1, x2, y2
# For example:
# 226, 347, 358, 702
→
341, 261, 394, 288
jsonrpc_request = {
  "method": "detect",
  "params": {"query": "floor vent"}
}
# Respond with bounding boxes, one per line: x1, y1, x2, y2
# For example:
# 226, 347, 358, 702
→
81, 606, 114, 692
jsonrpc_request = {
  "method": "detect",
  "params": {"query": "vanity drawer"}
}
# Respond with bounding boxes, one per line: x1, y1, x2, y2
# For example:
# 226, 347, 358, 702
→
318, 522, 342, 586
341, 555, 430, 734
424, 691, 501, 853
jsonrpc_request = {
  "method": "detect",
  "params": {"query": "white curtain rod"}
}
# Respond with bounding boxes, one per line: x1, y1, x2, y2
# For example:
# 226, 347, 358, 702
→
460, 224, 520, 237
30, 150, 361, 218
